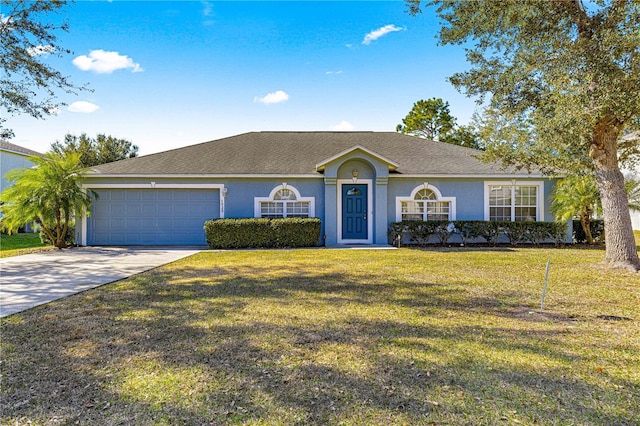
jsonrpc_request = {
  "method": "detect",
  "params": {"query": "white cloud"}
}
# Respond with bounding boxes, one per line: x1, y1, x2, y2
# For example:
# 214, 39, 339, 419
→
331, 120, 355, 131
254, 90, 290, 105
68, 101, 100, 113
202, 1, 213, 17
28, 45, 55, 56
0, 14, 13, 28
325, 70, 343, 75
362, 24, 405, 45
201, 1, 215, 25
72, 50, 143, 74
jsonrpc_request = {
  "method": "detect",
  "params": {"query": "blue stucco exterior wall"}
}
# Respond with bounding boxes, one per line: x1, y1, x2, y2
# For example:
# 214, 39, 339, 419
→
1, 151, 35, 193
80, 171, 561, 246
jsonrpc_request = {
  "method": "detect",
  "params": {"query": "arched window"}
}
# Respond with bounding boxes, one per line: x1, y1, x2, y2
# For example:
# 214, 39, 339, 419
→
254, 185, 315, 219
396, 184, 456, 221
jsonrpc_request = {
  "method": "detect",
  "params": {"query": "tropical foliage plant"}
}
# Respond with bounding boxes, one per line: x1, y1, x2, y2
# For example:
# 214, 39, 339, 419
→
0, 152, 93, 248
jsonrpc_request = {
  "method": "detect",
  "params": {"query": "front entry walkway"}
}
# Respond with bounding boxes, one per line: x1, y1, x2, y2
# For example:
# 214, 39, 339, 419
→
0, 247, 201, 317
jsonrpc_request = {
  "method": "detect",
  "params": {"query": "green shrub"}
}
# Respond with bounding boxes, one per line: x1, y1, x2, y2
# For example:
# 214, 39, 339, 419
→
476, 221, 504, 245
505, 221, 567, 245
40, 225, 75, 247
504, 221, 532, 245
453, 220, 486, 245
204, 218, 321, 249
389, 220, 567, 246
270, 218, 322, 248
572, 219, 604, 243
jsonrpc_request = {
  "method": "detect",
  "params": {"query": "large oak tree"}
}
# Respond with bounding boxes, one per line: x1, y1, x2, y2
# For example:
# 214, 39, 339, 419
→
0, 0, 85, 139
408, 0, 640, 271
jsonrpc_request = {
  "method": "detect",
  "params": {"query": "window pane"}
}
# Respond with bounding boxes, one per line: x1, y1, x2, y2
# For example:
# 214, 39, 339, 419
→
515, 186, 537, 207
489, 186, 511, 206
515, 186, 537, 221
426, 201, 450, 220
415, 189, 436, 200
515, 207, 537, 221
286, 201, 309, 217
261, 201, 284, 218
490, 206, 511, 221
274, 189, 296, 201
402, 214, 423, 221
402, 201, 424, 214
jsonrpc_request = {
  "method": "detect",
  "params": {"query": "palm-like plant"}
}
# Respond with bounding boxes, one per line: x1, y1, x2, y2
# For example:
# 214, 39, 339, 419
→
1, 152, 94, 248
625, 175, 640, 212
551, 174, 602, 244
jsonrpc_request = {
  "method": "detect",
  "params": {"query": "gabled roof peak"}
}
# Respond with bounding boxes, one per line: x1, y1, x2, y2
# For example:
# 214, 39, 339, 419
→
315, 145, 400, 172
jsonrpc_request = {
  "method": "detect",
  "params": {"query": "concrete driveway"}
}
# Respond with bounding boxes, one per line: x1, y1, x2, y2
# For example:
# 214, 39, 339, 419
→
0, 247, 202, 317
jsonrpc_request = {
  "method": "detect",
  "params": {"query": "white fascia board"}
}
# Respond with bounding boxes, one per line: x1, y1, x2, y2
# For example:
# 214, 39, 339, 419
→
315, 145, 400, 172
389, 174, 553, 179
82, 183, 226, 189
0, 148, 36, 158
82, 174, 322, 179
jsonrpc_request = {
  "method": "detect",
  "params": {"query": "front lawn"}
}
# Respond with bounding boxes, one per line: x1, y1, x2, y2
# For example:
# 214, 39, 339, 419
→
1, 247, 639, 425
0, 232, 49, 258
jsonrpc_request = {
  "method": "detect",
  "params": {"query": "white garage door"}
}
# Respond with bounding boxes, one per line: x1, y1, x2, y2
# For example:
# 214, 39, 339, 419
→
87, 189, 220, 245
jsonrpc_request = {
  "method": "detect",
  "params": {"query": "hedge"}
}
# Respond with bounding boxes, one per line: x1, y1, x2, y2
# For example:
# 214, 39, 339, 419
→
389, 220, 567, 246
572, 219, 605, 243
204, 218, 322, 249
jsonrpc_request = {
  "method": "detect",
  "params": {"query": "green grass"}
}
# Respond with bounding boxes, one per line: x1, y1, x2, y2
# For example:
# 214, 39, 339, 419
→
1, 247, 639, 425
0, 233, 49, 257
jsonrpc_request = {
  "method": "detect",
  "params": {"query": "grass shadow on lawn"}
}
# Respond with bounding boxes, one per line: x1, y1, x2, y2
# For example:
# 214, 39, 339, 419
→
2, 249, 639, 425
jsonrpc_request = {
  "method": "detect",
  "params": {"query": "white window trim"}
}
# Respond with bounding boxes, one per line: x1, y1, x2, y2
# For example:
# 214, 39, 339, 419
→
395, 183, 457, 222
337, 179, 373, 244
484, 180, 544, 221
254, 184, 315, 218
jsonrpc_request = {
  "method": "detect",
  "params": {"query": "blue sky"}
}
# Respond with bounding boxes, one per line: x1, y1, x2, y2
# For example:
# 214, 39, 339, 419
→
6, 0, 478, 155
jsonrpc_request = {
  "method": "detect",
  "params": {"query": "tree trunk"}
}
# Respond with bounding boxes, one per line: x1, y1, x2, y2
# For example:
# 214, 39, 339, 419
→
590, 122, 640, 272
580, 212, 593, 244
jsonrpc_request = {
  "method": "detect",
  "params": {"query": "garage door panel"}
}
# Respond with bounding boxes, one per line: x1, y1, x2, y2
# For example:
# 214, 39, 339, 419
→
88, 188, 219, 245
109, 190, 125, 201
110, 205, 125, 215
172, 191, 188, 202
125, 204, 141, 215
160, 205, 175, 216
140, 204, 156, 215
157, 191, 174, 201
156, 218, 173, 228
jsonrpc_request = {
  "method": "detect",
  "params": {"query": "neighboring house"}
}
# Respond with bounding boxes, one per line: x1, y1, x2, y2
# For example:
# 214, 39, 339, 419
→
1, 140, 42, 193
79, 131, 561, 246
631, 209, 640, 231
1, 141, 43, 232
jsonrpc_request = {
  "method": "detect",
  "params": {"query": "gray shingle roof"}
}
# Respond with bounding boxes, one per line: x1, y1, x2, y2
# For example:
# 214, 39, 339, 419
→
88, 132, 527, 176
0, 140, 43, 157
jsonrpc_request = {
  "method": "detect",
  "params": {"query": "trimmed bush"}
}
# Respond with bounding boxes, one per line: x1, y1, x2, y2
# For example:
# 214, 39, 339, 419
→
572, 219, 604, 244
269, 218, 322, 248
453, 220, 487, 245
204, 218, 321, 249
40, 225, 75, 247
389, 220, 567, 246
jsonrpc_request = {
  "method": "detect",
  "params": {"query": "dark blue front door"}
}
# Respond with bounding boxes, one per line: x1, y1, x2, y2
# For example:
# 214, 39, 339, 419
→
342, 184, 368, 240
